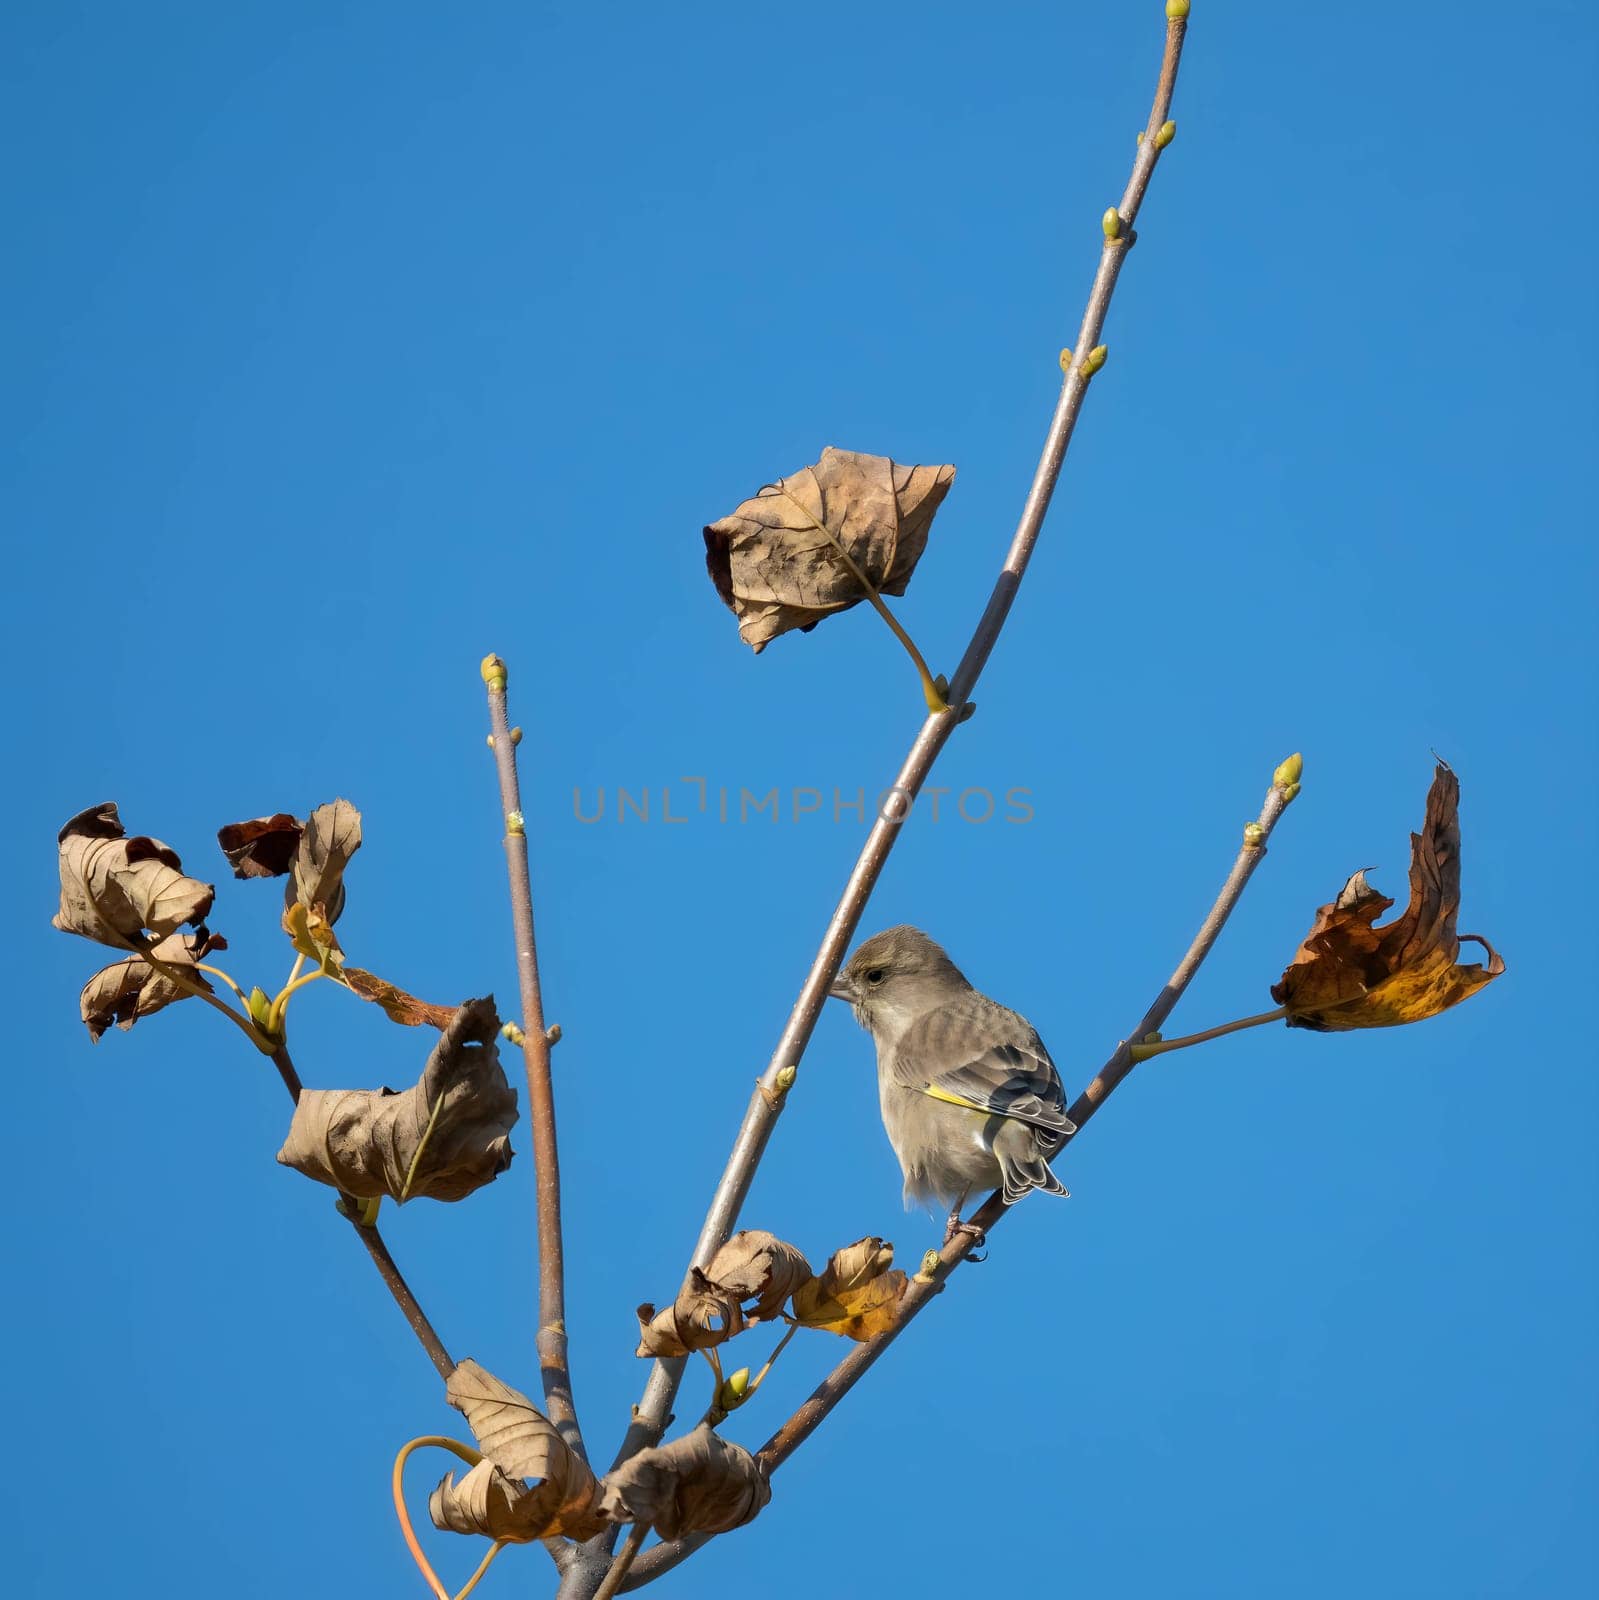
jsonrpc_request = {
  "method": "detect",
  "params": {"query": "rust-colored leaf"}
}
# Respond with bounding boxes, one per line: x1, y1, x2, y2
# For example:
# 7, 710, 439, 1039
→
1272, 762, 1505, 1030
276, 997, 516, 1201
430, 1360, 606, 1542
792, 1237, 907, 1341
53, 802, 216, 948
635, 1230, 813, 1358
78, 929, 229, 1041
284, 799, 361, 925
704, 446, 955, 652
216, 813, 304, 879
343, 966, 459, 1029
596, 1423, 770, 1540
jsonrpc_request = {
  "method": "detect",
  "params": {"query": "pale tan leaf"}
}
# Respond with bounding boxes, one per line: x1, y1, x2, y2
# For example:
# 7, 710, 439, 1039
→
430, 1359, 605, 1542
635, 1230, 812, 1357
596, 1423, 770, 1540
704, 447, 955, 652
78, 930, 228, 1041
53, 803, 216, 947
285, 799, 362, 925
276, 997, 516, 1201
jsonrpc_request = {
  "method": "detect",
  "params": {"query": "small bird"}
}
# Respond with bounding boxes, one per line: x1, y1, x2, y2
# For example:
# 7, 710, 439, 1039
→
829, 925, 1076, 1243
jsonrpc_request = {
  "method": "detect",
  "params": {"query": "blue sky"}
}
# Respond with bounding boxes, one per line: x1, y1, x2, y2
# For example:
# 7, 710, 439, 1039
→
5, 2, 1595, 1596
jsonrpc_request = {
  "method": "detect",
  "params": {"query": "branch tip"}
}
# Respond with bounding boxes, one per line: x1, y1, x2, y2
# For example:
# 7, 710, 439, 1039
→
480, 653, 508, 689
1166, 0, 1190, 19
1273, 751, 1304, 791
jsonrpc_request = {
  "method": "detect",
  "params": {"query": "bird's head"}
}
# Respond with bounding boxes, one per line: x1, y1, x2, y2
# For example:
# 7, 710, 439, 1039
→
828, 925, 967, 1036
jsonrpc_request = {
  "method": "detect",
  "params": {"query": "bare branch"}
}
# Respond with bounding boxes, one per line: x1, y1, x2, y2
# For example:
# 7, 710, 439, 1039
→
481, 656, 586, 1463
609, 0, 1192, 1505
626, 767, 1291, 1592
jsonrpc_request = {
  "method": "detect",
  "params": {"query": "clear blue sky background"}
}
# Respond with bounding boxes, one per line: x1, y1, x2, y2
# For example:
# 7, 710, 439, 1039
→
4, 3, 1594, 1596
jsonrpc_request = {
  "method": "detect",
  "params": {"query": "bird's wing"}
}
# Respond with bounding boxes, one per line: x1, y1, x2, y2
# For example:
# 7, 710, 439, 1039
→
890, 998, 1075, 1136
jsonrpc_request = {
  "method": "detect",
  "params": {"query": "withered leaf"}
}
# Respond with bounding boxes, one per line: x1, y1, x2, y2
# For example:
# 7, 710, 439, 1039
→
635, 1230, 813, 1358
276, 996, 516, 1201
792, 1237, 907, 1341
1272, 762, 1505, 1031
343, 966, 459, 1029
217, 813, 304, 879
704, 446, 955, 653
430, 1359, 606, 1543
284, 799, 361, 925
283, 901, 343, 972
53, 802, 216, 947
79, 930, 229, 1041
596, 1423, 770, 1540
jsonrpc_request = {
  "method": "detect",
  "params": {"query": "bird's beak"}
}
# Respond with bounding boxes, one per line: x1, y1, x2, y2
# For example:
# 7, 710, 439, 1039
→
827, 973, 854, 1002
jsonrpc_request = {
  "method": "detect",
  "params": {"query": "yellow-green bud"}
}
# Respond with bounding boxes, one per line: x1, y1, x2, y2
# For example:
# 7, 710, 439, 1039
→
510, 726, 523, 745
1136, 129, 1145, 145
717, 1368, 751, 1411
1280, 782, 1301, 804
775, 1064, 798, 1092
1243, 822, 1266, 848
916, 1249, 943, 1283
501, 1021, 526, 1046
1102, 207, 1122, 240
506, 810, 525, 836
480, 653, 507, 689
1166, 0, 1191, 20
1081, 345, 1109, 378
1154, 120, 1177, 149
247, 986, 274, 1031
1059, 346, 1073, 373
545, 1023, 563, 1046
1144, 1031, 1164, 1044
1273, 751, 1303, 790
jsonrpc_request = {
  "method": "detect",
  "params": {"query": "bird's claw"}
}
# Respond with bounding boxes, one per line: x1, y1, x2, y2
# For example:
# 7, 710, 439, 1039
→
944, 1218, 988, 1261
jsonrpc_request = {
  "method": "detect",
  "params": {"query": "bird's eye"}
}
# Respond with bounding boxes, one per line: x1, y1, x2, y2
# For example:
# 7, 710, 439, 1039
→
865, 968, 885, 986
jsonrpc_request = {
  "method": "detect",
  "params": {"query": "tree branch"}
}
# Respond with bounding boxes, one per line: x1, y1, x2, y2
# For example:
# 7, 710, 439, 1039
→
625, 764, 1292, 1591
481, 656, 586, 1463
606, 0, 1191, 1503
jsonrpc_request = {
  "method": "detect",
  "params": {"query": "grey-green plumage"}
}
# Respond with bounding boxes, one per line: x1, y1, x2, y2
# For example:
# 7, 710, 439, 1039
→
829, 925, 1076, 1211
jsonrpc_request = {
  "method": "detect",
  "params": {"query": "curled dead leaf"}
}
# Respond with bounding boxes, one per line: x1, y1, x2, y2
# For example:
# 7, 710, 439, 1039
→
596, 1422, 770, 1540
276, 997, 516, 1201
704, 446, 955, 652
78, 929, 229, 1041
635, 1230, 813, 1358
430, 1359, 605, 1542
53, 803, 215, 947
343, 966, 459, 1029
216, 813, 304, 879
285, 799, 361, 925
792, 1237, 907, 1341
1272, 762, 1505, 1030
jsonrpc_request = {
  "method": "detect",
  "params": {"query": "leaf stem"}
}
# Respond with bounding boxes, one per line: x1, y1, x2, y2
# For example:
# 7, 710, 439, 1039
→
772, 484, 948, 714
592, 1525, 647, 1600
392, 1435, 486, 1600
1129, 1006, 1289, 1061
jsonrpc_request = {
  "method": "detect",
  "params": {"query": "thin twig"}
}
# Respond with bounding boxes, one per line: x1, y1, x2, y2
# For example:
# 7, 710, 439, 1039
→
481, 657, 585, 1462
267, 1042, 457, 1378
626, 769, 1290, 1592
604, 0, 1191, 1527
1130, 1005, 1289, 1061
593, 1525, 647, 1600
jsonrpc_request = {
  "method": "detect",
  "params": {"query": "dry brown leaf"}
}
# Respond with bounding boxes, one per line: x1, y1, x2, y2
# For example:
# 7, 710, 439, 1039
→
704, 446, 955, 652
792, 1237, 907, 1341
216, 813, 304, 878
53, 803, 216, 947
635, 1230, 813, 1358
284, 799, 361, 925
79, 930, 229, 1041
1272, 762, 1505, 1030
596, 1422, 770, 1540
343, 966, 459, 1029
276, 997, 516, 1201
430, 1359, 606, 1543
